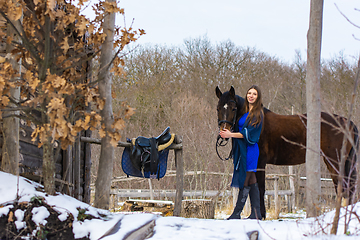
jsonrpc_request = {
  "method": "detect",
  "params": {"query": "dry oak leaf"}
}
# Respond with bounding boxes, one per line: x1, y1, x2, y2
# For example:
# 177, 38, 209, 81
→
112, 118, 125, 130
47, 98, 65, 112
26, 71, 40, 91
125, 106, 136, 119
49, 75, 66, 89
97, 98, 105, 110
83, 115, 91, 128
111, 64, 125, 76
110, 136, 119, 147
8, 211, 14, 223
33, 0, 42, 6
61, 37, 70, 54
139, 29, 146, 35
76, 17, 88, 33
47, 0, 56, 10
109, 131, 121, 147
1, 96, 10, 106
54, 123, 70, 140
90, 114, 102, 130
7, 2, 22, 21
103, 1, 122, 14
99, 127, 106, 138
77, 0, 89, 6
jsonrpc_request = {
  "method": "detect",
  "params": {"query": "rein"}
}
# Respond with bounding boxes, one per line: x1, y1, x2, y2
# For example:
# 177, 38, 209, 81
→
216, 135, 233, 161
216, 100, 237, 161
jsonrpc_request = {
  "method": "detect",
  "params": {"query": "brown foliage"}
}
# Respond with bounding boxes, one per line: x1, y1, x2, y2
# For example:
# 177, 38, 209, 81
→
0, 0, 144, 150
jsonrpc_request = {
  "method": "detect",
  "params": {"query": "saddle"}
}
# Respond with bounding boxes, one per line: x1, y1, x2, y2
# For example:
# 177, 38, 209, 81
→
127, 127, 174, 179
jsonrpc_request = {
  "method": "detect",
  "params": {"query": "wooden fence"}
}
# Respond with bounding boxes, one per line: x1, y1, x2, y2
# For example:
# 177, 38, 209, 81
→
109, 171, 337, 219
109, 170, 297, 218
81, 135, 184, 216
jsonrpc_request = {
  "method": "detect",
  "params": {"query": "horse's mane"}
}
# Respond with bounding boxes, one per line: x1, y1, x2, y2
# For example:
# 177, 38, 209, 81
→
263, 107, 271, 113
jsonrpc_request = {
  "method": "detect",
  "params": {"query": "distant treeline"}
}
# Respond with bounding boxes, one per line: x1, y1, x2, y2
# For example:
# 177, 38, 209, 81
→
92, 36, 360, 196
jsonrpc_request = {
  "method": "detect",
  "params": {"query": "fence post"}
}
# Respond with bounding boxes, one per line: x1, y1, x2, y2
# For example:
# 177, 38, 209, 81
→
289, 106, 296, 211
84, 130, 92, 203
63, 145, 73, 195
148, 179, 154, 200
289, 166, 295, 212
173, 135, 183, 217
74, 134, 81, 200
274, 176, 279, 219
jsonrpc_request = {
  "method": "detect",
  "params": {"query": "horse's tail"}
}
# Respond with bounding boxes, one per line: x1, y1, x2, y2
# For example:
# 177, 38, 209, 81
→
345, 120, 359, 200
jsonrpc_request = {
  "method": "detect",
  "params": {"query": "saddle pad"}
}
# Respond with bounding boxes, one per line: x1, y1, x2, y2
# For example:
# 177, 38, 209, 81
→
121, 147, 169, 179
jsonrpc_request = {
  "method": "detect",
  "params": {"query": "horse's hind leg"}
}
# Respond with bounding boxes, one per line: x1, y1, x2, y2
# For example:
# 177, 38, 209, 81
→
344, 153, 357, 204
255, 170, 266, 219
342, 124, 358, 204
347, 124, 359, 204
326, 144, 357, 205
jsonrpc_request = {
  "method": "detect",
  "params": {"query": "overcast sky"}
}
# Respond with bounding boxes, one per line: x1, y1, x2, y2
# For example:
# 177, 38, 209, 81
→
116, 0, 360, 64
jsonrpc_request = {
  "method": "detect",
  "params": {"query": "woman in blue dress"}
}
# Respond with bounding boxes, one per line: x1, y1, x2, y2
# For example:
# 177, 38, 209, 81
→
219, 85, 264, 220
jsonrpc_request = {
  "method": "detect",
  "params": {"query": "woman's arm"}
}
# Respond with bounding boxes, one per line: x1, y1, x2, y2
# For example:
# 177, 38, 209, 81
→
219, 129, 244, 139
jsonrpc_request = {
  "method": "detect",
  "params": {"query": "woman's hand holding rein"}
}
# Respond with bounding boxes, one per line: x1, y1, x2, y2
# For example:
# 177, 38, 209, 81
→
219, 129, 244, 139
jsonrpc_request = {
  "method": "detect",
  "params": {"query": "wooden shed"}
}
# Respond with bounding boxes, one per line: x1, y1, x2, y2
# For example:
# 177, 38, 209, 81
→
0, 120, 92, 203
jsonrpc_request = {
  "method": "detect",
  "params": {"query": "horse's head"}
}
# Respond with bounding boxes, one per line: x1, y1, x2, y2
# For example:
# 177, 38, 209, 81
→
216, 86, 244, 131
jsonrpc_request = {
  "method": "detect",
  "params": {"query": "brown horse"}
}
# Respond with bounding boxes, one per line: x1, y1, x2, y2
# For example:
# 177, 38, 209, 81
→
216, 86, 358, 219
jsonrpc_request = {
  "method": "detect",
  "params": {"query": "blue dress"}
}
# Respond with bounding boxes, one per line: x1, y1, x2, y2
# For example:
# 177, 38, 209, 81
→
230, 112, 263, 188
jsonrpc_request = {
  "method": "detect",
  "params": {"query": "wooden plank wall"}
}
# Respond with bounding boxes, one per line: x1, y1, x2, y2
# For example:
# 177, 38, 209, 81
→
0, 119, 92, 204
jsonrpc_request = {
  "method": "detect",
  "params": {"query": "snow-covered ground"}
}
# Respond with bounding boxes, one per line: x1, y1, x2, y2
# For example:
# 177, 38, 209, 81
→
0, 171, 359, 240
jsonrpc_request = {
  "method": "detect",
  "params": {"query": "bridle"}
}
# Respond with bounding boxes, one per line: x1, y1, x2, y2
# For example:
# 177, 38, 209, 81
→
216, 99, 237, 161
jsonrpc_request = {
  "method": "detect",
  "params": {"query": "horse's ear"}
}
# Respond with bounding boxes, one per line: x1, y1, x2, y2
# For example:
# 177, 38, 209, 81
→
229, 86, 235, 97
215, 86, 222, 99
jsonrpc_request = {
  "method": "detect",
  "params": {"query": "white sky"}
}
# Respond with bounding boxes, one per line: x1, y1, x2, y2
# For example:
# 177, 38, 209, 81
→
117, 0, 360, 64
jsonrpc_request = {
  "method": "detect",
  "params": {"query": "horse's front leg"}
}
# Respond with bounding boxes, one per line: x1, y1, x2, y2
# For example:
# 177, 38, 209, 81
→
255, 169, 266, 220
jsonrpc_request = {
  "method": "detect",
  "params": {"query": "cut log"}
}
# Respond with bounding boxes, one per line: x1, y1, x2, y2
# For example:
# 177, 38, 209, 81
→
181, 199, 215, 219
122, 199, 174, 216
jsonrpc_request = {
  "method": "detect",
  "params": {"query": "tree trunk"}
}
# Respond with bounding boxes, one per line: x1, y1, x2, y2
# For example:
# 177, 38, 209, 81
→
42, 133, 56, 195
1, 17, 21, 175
305, 0, 323, 218
94, 0, 116, 209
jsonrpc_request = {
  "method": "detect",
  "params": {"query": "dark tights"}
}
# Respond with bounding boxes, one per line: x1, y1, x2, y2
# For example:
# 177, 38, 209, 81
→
244, 171, 257, 187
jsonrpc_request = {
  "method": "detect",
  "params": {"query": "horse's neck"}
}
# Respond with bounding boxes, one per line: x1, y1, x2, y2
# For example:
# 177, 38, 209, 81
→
235, 95, 244, 110
235, 96, 244, 121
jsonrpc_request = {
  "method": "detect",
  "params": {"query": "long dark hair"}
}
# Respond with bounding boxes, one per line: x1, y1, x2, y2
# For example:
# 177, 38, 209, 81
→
241, 85, 264, 126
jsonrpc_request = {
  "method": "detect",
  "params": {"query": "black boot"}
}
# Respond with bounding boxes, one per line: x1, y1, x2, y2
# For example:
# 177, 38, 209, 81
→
227, 186, 251, 219
247, 183, 262, 220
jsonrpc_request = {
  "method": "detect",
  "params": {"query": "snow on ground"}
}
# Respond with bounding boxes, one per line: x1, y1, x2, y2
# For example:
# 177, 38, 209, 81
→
0, 171, 359, 240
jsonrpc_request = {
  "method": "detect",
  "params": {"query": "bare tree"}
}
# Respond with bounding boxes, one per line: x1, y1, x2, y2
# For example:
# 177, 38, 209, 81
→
1, 16, 21, 175
94, 0, 116, 209
305, 0, 323, 218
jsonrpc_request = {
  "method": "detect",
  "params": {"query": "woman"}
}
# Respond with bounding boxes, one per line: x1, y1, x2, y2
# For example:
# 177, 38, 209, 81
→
219, 85, 264, 220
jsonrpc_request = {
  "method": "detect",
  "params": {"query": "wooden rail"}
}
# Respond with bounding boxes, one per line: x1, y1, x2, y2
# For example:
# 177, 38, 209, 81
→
110, 188, 293, 199
80, 136, 183, 150
110, 189, 233, 199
